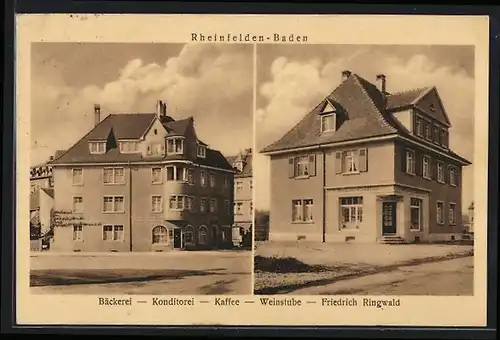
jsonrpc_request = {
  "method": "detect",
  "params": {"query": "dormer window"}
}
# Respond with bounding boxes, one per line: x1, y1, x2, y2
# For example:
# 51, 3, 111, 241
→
119, 141, 138, 153
166, 137, 184, 155
89, 141, 106, 154
197, 145, 206, 158
321, 113, 336, 133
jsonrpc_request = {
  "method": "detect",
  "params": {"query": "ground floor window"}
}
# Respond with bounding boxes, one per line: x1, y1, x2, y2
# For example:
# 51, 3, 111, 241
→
73, 225, 83, 241
103, 225, 124, 241
184, 226, 194, 245
152, 225, 168, 244
199, 225, 209, 245
340, 197, 363, 229
292, 199, 314, 222
410, 198, 423, 231
436, 201, 444, 224
449, 203, 457, 225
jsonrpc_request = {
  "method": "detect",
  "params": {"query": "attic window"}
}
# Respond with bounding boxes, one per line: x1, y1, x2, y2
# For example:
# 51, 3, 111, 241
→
154, 129, 158, 135
321, 113, 336, 133
119, 141, 138, 153
429, 104, 436, 112
197, 145, 206, 158
166, 137, 184, 155
89, 141, 106, 154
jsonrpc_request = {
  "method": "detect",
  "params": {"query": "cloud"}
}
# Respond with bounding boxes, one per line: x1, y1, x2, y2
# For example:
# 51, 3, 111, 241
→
31, 44, 253, 165
255, 50, 475, 210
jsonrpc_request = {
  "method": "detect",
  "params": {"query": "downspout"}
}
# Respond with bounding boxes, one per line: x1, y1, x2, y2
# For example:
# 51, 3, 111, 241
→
128, 160, 133, 251
319, 145, 326, 243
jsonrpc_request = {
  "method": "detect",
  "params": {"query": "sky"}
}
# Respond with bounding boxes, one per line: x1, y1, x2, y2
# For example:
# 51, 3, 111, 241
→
30, 43, 253, 166
254, 44, 475, 211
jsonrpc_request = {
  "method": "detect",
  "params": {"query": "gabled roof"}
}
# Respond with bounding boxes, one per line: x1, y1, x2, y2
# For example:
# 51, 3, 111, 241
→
50, 111, 231, 170
226, 149, 253, 177
260, 73, 466, 165
261, 74, 397, 153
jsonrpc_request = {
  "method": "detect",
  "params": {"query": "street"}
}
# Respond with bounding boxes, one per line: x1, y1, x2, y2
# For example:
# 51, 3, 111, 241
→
30, 250, 252, 295
291, 256, 474, 296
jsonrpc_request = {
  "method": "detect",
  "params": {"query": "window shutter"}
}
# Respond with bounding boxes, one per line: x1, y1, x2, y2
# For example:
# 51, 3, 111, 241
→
415, 152, 422, 177
430, 158, 436, 179
456, 167, 461, 186
358, 148, 367, 172
335, 152, 342, 174
444, 164, 449, 184
288, 158, 295, 178
402, 149, 407, 173
308, 154, 316, 176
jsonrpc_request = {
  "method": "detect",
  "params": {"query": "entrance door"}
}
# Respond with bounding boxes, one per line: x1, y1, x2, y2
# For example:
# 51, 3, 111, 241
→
382, 201, 397, 235
173, 228, 182, 249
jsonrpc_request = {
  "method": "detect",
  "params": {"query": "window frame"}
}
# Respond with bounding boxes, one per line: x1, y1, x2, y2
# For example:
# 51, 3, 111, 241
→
449, 165, 458, 187
72, 196, 83, 213
339, 197, 363, 229
102, 195, 125, 213
197, 145, 206, 158
410, 198, 423, 231
72, 225, 83, 242
103, 167, 125, 185
422, 155, 431, 180
72, 168, 84, 186
89, 141, 106, 154
320, 113, 336, 133
449, 202, 457, 225
102, 224, 124, 242
291, 198, 314, 223
209, 198, 217, 213
166, 137, 185, 155
405, 149, 416, 175
437, 161, 445, 183
152, 225, 168, 244
151, 195, 163, 213
436, 201, 445, 225
151, 167, 163, 184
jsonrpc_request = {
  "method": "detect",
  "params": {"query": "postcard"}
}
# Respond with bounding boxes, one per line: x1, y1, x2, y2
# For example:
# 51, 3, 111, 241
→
16, 13, 489, 327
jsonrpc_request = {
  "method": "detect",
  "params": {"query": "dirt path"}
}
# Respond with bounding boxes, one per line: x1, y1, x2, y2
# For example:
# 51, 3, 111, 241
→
289, 256, 474, 296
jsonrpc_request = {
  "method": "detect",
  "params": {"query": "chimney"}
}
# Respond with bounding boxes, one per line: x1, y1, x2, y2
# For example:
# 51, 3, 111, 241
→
156, 100, 163, 118
341, 70, 352, 82
162, 102, 167, 116
94, 104, 101, 126
376, 74, 387, 106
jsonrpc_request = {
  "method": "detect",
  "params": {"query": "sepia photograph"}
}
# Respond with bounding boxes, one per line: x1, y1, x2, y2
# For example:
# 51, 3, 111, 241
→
253, 44, 475, 296
29, 42, 254, 295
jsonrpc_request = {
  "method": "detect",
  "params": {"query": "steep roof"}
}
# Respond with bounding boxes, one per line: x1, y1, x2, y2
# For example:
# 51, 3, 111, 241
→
50, 112, 232, 170
260, 73, 468, 164
41, 187, 55, 199
226, 149, 253, 177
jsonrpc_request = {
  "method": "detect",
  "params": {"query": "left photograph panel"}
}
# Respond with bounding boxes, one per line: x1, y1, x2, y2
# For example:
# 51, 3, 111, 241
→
29, 43, 254, 295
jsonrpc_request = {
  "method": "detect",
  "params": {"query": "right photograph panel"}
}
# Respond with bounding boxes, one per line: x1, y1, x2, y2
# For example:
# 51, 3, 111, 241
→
253, 44, 475, 296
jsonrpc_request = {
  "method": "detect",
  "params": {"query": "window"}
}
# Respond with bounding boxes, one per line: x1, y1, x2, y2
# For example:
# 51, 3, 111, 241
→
441, 129, 448, 147
119, 141, 138, 153
415, 117, 423, 136
296, 156, 310, 177
198, 226, 209, 245
184, 226, 194, 245
73, 225, 83, 241
103, 225, 124, 241
449, 203, 457, 225
224, 176, 230, 189
233, 161, 244, 172
200, 198, 207, 213
166, 138, 184, 155
152, 226, 168, 244
250, 202, 253, 215
321, 113, 336, 133
187, 168, 195, 185
449, 166, 457, 186
197, 145, 206, 158
103, 196, 125, 213
340, 197, 363, 229
200, 170, 207, 187
187, 196, 194, 212
89, 141, 106, 154
166, 166, 188, 182
103, 167, 125, 184
436, 201, 444, 224
406, 150, 415, 175
433, 126, 440, 144
410, 198, 423, 231
72, 168, 83, 185
250, 180, 253, 189
72, 197, 83, 213
209, 172, 216, 187
236, 181, 243, 192
234, 202, 243, 215
224, 200, 230, 215
425, 122, 432, 140
147, 143, 164, 156
344, 150, 358, 173
151, 167, 162, 184
151, 196, 163, 213
423, 156, 431, 179
292, 199, 314, 222
437, 161, 444, 183
169, 195, 185, 211
210, 198, 217, 213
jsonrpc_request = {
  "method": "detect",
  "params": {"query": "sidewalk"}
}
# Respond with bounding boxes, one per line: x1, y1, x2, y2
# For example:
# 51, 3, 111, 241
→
31, 249, 250, 258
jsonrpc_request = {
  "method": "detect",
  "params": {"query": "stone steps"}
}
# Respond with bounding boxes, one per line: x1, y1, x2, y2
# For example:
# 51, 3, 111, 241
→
380, 236, 407, 245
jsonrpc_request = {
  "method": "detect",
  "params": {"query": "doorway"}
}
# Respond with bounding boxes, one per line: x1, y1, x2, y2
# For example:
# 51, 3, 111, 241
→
173, 228, 183, 249
382, 201, 397, 235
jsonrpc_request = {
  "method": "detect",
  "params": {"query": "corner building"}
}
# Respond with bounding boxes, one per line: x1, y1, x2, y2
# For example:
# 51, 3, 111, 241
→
50, 101, 234, 252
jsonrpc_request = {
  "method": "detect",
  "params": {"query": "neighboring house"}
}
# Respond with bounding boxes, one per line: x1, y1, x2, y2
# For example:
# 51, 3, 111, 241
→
30, 163, 54, 194
467, 201, 474, 234
29, 187, 55, 235
48, 101, 234, 252
261, 71, 471, 244
226, 149, 253, 242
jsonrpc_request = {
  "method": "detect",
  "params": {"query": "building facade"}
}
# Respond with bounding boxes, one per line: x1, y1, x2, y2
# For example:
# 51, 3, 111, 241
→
49, 101, 234, 252
226, 149, 253, 242
261, 71, 471, 244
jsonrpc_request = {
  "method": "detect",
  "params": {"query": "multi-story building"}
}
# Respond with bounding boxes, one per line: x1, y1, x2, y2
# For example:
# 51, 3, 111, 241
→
261, 71, 471, 244
226, 149, 253, 241
49, 101, 234, 252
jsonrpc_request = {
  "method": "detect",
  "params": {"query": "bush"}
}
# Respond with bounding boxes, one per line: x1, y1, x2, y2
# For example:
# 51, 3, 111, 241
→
254, 255, 331, 273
